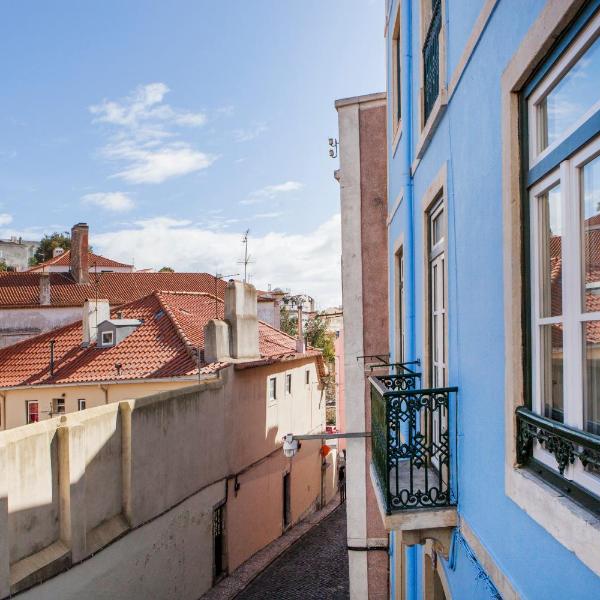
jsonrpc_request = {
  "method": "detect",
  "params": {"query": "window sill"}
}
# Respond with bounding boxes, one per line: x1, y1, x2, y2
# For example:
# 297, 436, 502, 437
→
506, 464, 600, 577
415, 88, 448, 162
391, 121, 403, 158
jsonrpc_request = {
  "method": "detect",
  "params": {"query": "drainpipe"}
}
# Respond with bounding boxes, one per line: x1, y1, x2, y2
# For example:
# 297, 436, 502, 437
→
401, 1, 418, 599
0, 392, 5, 430
100, 384, 109, 404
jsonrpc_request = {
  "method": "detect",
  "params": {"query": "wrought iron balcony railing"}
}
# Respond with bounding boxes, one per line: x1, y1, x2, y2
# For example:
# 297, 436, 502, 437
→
516, 407, 600, 514
423, 0, 442, 123
370, 367, 458, 515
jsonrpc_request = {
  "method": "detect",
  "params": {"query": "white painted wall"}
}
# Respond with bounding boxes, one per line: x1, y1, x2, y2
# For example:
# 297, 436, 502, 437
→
0, 307, 80, 348
337, 100, 369, 599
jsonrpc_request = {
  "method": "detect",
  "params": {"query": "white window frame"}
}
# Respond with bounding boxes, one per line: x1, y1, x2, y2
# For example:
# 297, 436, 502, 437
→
530, 135, 600, 495
26, 400, 39, 424
269, 377, 277, 404
101, 330, 114, 346
78, 399, 86, 411
286, 373, 292, 395
528, 10, 600, 166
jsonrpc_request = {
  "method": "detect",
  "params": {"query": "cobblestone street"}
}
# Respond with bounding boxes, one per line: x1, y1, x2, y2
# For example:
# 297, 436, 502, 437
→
237, 504, 349, 600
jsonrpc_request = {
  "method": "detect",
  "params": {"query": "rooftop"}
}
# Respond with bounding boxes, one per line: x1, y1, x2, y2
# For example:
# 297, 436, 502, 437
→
27, 250, 132, 271
0, 290, 321, 388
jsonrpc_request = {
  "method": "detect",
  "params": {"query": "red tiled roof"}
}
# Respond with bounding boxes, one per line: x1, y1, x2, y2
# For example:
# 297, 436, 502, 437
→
0, 291, 320, 387
0, 271, 228, 308
27, 250, 132, 271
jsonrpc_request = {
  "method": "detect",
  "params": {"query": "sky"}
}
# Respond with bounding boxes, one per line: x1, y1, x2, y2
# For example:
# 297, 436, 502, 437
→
0, 1, 385, 307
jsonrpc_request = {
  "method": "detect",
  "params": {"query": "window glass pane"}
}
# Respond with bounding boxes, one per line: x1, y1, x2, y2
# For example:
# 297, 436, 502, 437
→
538, 185, 562, 317
539, 34, 600, 151
431, 209, 443, 247
582, 154, 600, 312
584, 321, 600, 435
540, 324, 564, 422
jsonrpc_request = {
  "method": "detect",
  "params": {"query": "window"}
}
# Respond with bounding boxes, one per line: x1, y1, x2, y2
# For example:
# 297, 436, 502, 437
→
213, 504, 226, 582
428, 198, 446, 388
286, 374, 292, 394
391, 11, 401, 130
78, 399, 86, 411
395, 247, 405, 362
53, 398, 65, 415
305, 370, 310, 385
101, 331, 114, 346
422, 0, 442, 124
283, 473, 291, 529
523, 10, 600, 499
269, 377, 277, 402
528, 11, 600, 163
26, 400, 39, 424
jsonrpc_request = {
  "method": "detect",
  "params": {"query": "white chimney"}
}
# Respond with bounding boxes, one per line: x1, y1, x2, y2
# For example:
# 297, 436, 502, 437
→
82, 298, 110, 346
296, 305, 305, 353
203, 320, 231, 363
53, 247, 65, 258
225, 281, 260, 360
39, 273, 51, 306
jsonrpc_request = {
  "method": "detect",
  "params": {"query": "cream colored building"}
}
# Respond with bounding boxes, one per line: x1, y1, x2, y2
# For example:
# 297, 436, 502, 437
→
0, 281, 336, 599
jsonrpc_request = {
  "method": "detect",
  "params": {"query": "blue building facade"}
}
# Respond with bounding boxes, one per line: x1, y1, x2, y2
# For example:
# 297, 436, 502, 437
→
375, 0, 600, 598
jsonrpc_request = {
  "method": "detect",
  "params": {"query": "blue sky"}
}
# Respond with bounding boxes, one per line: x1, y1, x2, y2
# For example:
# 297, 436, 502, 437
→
0, 1, 384, 306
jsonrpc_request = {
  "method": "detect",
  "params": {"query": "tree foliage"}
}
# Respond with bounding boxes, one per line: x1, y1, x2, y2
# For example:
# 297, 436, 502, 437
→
159, 266, 175, 272
33, 232, 71, 265
279, 308, 335, 363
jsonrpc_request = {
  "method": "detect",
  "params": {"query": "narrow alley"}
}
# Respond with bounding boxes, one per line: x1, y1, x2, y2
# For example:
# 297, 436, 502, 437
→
237, 505, 349, 600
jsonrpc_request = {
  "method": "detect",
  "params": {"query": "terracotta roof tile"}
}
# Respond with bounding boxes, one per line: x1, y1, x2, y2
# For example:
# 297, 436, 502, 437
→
0, 290, 321, 388
0, 271, 227, 308
27, 250, 132, 271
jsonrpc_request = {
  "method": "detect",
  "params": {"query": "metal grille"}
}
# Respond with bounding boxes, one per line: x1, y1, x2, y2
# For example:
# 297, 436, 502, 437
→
423, 0, 442, 123
371, 369, 457, 514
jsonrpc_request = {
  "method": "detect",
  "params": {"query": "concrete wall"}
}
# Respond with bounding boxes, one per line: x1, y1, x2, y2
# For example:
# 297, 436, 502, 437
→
0, 307, 80, 349
1, 380, 194, 431
0, 240, 38, 272
0, 356, 329, 599
337, 92, 389, 600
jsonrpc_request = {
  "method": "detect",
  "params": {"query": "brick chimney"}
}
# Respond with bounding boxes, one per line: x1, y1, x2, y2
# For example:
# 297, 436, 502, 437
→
225, 281, 260, 360
39, 273, 51, 306
70, 223, 89, 284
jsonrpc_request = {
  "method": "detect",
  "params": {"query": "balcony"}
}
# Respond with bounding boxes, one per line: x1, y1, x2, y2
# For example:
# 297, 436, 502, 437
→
369, 364, 458, 552
516, 406, 600, 515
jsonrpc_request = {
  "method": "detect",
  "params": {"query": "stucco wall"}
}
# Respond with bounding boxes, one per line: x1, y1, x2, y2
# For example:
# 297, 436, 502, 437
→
20, 480, 224, 600
0, 355, 328, 598
1, 380, 194, 431
0, 307, 80, 349
385, 0, 600, 598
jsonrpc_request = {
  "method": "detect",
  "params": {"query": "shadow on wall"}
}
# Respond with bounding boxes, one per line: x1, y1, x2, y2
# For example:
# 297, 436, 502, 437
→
0, 367, 335, 600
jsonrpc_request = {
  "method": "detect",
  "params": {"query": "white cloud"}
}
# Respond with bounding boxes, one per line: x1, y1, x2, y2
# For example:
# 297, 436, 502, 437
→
254, 212, 284, 219
92, 214, 342, 307
233, 123, 268, 142
241, 181, 304, 205
90, 83, 206, 130
0, 213, 13, 226
81, 192, 135, 212
90, 83, 215, 184
105, 140, 216, 184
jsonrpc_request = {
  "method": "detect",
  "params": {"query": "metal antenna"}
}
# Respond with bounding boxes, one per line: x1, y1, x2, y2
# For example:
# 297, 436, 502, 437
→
237, 229, 254, 283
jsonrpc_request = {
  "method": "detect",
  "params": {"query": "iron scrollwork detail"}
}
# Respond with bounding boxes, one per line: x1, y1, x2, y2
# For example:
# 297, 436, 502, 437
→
370, 373, 457, 514
516, 407, 600, 475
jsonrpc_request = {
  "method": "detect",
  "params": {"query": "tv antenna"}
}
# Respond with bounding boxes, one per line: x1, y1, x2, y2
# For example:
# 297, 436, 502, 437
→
238, 229, 254, 283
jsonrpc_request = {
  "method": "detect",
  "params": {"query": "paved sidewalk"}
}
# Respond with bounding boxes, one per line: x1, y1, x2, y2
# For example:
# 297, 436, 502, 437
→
201, 496, 347, 600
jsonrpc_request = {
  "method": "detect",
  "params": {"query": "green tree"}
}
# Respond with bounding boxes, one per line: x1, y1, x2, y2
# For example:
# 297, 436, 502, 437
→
280, 308, 335, 363
305, 314, 335, 363
280, 307, 297, 337
33, 232, 71, 265
159, 266, 175, 272
0, 260, 8, 272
